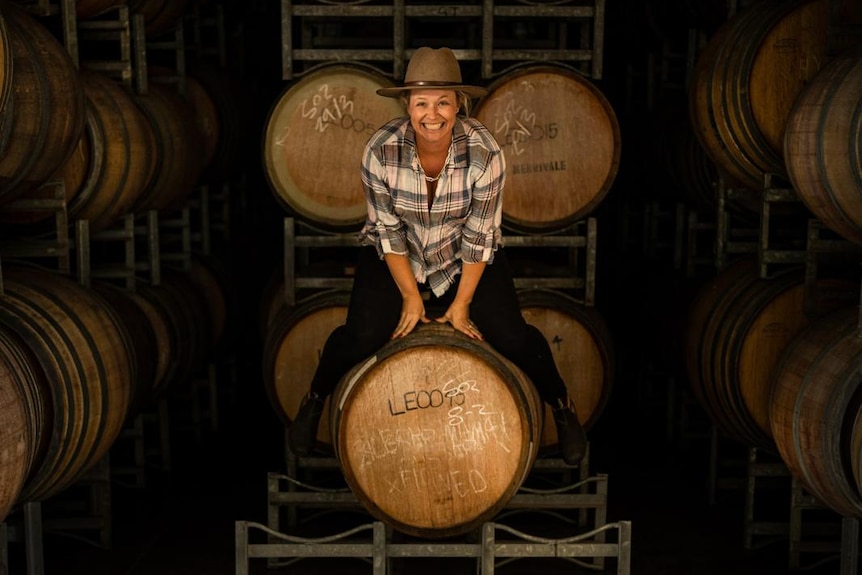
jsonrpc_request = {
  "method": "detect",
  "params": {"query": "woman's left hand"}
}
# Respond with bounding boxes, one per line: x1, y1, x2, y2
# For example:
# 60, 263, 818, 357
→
436, 301, 483, 340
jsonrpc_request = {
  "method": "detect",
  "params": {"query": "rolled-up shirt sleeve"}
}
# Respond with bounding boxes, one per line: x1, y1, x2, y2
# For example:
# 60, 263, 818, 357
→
461, 147, 505, 264
361, 144, 408, 257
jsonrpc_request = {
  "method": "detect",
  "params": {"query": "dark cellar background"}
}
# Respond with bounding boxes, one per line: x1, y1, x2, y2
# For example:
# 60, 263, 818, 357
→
1, 1, 861, 574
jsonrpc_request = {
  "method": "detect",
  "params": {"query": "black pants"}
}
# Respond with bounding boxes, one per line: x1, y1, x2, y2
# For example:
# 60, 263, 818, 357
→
309, 246, 568, 404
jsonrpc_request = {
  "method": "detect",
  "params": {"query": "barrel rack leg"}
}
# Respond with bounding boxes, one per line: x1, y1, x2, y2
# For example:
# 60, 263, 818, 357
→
24, 502, 44, 575
839, 517, 859, 575
1, 521, 8, 575
743, 447, 790, 550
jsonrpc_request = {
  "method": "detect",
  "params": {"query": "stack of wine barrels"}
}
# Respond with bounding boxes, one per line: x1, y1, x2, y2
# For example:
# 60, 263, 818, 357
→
0, 0, 238, 526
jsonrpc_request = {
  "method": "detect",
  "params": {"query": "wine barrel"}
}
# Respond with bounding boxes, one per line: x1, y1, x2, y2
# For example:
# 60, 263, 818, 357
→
133, 81, 204, 213
331, 323, 542, 538
474, 64, 620, 233
770, 308, 862, 518
262, 290, 350, 449
784, 47, 862, 246
187, 252, 235, 356
92, 281, 159, 420
517, 289, 613, 446
262, 64, 404, 231
684, 258, 855, 450
0, 2, 85, 204
689, 0, 830, 191
0, 324, 47, 522
133, 268, 210, 397
0, 266, 134, 502
126, 288, 173, 400
187, 58, 246, 186
183, 74, 220, 177
63, 69, 158, 232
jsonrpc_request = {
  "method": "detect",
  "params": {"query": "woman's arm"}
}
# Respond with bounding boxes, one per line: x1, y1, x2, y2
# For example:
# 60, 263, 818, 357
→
384, 252, 429, 338
435, 260, 486, 340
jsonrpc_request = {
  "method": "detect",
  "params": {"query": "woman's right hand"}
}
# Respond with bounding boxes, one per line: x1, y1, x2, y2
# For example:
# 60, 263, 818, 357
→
391, 293, 429, 339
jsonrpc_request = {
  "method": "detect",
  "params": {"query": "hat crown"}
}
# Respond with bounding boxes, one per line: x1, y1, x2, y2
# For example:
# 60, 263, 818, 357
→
404, 47, 462, 85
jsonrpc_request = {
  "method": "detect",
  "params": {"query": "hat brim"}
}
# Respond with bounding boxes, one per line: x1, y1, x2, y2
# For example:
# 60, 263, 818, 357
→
376, 84, 488, 98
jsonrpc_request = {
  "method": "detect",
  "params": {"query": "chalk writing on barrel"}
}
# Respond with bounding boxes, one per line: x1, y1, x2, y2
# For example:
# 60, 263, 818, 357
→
354, 409, 512, 469
296, 84, 378, 135
380, 455, 489, 496
388, 378, 479, 416
487, 93, 560, 156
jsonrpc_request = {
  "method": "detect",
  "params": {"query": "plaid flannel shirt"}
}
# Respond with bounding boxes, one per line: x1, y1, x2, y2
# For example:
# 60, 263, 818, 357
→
358, 116, 505, 297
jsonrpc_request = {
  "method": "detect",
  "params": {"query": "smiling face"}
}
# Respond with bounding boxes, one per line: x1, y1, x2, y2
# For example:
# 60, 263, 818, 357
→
407, 89, 459, 149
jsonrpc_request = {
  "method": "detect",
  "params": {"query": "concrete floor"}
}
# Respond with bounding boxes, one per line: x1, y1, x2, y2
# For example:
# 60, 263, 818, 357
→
2, 355, 854, 575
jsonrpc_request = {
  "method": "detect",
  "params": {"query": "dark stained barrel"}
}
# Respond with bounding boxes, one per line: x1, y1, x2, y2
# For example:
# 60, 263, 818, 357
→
132, 268, 210, 397
0, 2, 85, 204
0, 324, 47, 522
474, 64, 620, 233
784, 47, 862, 246
684, 258, 856, 450
187, 252, 235, 356
262, 290, 350, 449
133, 81, 205, 213
688, 0, 835, 192
62, 69, 158, 231
92, 281, 159, 420
770, 308, 862, 518
331, 323, 543, 538
262, 64, 404, 231
0, 266, 134, 502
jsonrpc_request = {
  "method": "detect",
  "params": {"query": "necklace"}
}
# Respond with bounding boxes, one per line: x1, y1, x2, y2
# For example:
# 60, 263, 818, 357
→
419, 145, 451, 184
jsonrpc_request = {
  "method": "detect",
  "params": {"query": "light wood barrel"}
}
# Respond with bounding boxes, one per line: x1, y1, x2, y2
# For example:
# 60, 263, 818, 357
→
517, 289, 613, 446
689, 0, 831, 191
331, 323, 542, 538
263, 64, 404, 231
0, 324, 47, 522
770, 308, 862, 518
0, 2, 85, 204
0, 266, 134, 502
474, 64, 620, 233
784, 47, 862, 246
262, 290, 350, 449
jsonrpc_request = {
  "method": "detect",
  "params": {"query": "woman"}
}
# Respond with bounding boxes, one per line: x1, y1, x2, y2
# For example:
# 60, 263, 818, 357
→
288, 47, 588, 465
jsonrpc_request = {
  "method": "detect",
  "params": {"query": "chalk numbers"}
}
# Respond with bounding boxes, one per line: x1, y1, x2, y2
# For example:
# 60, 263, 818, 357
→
299, 83, 375, 135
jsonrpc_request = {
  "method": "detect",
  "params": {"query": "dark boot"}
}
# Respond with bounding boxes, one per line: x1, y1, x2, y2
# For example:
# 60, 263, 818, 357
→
288, 392, 325, 457
552, 398, 588, 466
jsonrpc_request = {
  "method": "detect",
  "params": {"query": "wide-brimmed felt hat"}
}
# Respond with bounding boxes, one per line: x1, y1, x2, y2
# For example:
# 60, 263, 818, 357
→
376, 47, 488, 98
